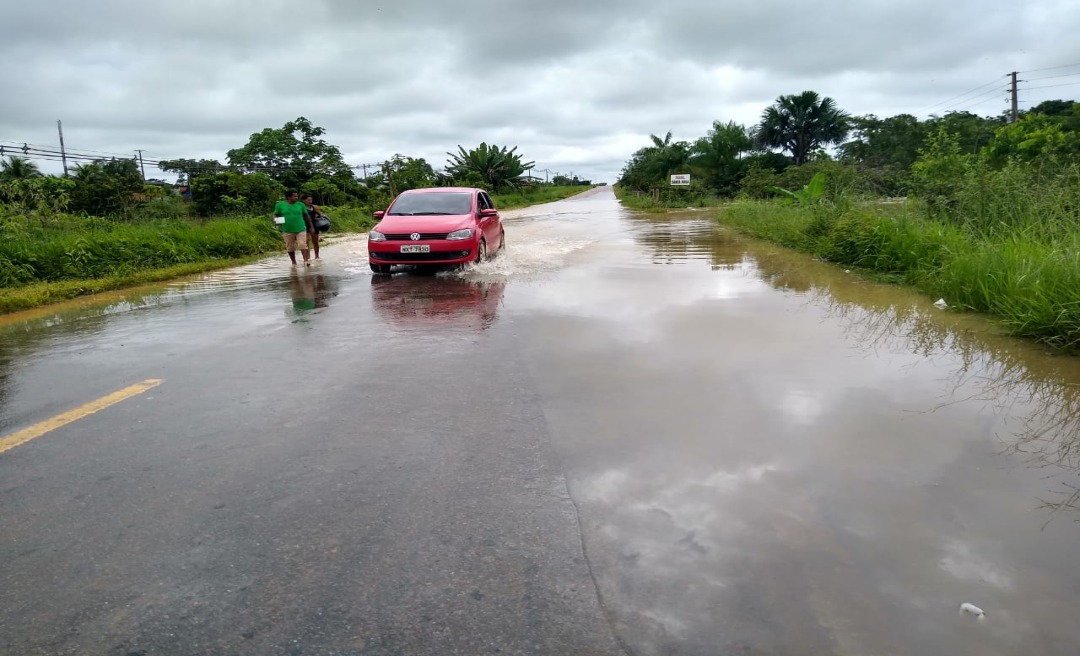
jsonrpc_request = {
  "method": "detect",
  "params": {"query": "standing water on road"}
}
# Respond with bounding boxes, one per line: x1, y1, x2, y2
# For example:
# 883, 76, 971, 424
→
0, 187, 1078, 655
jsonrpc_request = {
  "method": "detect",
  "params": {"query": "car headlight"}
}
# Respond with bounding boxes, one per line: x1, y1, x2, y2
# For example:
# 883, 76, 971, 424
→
446, 228, 473, 240
368, 230, 386, 242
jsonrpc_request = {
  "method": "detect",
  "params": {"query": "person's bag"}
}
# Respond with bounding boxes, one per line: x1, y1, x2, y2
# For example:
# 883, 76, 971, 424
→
313, 214, 331, 233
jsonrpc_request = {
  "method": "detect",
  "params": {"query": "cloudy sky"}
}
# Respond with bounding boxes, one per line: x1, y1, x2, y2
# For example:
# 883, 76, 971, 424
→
2, 0, 1079, 183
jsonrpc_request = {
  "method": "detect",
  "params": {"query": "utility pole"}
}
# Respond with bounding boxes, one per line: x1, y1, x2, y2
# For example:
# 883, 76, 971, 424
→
57, 120, 69, 177
1009, 71, 1019, 123
384, 160, 396, 197
135, 149, 146, 180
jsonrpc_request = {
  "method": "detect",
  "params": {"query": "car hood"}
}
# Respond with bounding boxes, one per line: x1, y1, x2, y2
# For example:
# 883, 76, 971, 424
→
374, 214, 473, 233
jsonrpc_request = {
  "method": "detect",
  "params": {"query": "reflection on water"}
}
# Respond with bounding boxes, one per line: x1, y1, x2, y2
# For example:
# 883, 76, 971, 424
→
632, 210, 1080, 527
633, 216, 748, 270
287, 270, 339, 318
370, 273, 504, 332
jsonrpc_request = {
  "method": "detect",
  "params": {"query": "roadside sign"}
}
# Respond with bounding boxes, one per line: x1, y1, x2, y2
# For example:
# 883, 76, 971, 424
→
670, 174, 691, 186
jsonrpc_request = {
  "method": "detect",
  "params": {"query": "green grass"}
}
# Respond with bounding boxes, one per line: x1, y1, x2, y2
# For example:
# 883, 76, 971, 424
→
0, 204, 379, 314
715, 199, 1080, 351
492, 185, 593, 209
0, 218, 283, 285
0, 257, 268, 314
613, 185, 728, 212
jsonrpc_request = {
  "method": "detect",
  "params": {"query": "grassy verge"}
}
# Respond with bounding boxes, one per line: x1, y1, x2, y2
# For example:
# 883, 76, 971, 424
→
715, 199, 1080, 351
0, 256, 269, 314
493, 185, 593, 209
0, 207, 378, 315
613, 185, 727, 212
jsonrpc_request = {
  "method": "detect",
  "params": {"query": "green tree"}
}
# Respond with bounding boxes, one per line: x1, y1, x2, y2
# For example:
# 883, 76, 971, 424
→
617, 148, 658, 191
756, 91, 851, 165
617, 132, 693, 191
191, 171, 284, 216
691, 121, 753, 194
1029, 99, 1078, 117
982, 112, 1080, 167
157, 158, 227, 186
226, 117, 352, 190
445, 143, 534, 191
839, 114, 927, 171
372, 155, 437, 194
923, 111, 1002, 156
911, 128, 973, 218
0, 156, 43, 182
646, 131, 692, 180
301, 176, 344, 206
0, 176, 74, 222
69, 159, 145, 217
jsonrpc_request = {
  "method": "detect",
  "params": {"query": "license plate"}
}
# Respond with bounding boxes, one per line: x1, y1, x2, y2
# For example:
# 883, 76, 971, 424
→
400, 245, 430, 253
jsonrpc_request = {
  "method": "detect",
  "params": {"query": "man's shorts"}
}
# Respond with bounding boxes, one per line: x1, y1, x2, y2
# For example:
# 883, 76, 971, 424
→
283, 231, 309, 252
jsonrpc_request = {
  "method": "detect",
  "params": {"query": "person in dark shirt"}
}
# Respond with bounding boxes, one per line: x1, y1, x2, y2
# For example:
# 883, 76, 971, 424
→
302, 194, 322, 260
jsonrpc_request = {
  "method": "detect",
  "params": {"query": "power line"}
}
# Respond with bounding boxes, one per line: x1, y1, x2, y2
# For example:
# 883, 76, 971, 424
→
915, 76, 1006, 115
1022, 71, 1080, 83
0, 140, 139, 160
0, 144, 389, 177
1019, 62, 1080, 74
1019, 81, 1080, 92
943, 85, 1010, 114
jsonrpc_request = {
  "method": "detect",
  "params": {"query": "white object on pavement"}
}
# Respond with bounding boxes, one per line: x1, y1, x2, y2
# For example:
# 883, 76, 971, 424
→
934, 298, 949, 309
960, 602, 985, 618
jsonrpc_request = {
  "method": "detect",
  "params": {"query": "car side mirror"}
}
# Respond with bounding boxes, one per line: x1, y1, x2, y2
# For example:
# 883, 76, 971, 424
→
373, 210, 385, 219
480, 208, 498, 217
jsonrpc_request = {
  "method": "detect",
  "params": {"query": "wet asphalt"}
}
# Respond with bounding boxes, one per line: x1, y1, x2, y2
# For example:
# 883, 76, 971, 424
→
1, 187, 1080, 655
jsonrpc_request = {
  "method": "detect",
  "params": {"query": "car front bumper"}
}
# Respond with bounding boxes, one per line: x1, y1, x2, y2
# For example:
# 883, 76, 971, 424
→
368, 240, 476, 265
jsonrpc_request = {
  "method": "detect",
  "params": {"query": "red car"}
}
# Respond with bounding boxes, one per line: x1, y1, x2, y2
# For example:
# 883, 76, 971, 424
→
367, 187, 506, 274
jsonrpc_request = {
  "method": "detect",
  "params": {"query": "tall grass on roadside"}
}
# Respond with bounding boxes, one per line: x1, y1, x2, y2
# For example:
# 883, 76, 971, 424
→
316, 205, 378, 232
0, 218, 283, 286
935, 232, 1080, 348
613, 185, 724, 211
931, 162, 1080, 240
492, 185, 592, 209
0, 258, 266, 315
718, 198, 1080, 351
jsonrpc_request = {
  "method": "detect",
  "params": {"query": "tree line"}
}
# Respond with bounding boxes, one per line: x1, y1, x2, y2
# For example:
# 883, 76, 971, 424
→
0, 117, 544, 221
617, 91, 1080, 200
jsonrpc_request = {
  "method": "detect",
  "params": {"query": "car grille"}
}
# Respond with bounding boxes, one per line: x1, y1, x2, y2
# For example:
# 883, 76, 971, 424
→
372, 250, 471, 261
383, 233, 451, 241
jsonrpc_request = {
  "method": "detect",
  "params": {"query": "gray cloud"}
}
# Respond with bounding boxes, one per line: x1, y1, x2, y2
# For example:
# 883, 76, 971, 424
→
2, 0, 1079, 182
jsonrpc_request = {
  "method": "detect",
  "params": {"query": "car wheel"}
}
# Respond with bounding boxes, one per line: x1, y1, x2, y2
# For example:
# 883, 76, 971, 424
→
499, 230, 506, 252
370, 263, 392, 275
475, 239, 487, 263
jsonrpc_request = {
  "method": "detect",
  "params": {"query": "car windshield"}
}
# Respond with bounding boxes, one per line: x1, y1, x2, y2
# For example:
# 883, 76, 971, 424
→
388, 192, 472, 216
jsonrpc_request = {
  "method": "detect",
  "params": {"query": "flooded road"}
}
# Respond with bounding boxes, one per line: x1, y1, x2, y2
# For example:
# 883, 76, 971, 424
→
1, 186, 1079, 655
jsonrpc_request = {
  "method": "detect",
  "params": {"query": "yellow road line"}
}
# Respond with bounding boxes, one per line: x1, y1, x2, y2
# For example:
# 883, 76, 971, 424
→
0, 379, 163, 455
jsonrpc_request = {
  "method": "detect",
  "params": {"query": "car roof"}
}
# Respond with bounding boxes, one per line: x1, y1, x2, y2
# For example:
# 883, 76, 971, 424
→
400, 187, 483, 194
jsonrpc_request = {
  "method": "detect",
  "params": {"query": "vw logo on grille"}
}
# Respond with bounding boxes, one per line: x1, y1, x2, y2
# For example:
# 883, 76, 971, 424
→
410, 233, 421, 241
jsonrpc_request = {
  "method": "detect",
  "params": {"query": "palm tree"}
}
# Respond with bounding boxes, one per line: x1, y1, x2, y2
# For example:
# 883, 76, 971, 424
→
757, 91, 851, 165
0, 156, 43, 182
691, 121, 753, 192
446, 143, 535, 191
646, 131, 691, 181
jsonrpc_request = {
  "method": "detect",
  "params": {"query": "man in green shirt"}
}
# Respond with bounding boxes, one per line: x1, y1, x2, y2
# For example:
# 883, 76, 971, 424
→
273, 190, 312, 266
